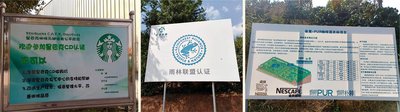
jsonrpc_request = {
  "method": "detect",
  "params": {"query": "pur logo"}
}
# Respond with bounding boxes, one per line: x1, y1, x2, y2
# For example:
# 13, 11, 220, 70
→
310, 89, 333, 96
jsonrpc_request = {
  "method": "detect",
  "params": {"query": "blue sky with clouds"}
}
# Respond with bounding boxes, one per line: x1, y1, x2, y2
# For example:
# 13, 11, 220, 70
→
141, 0, 243, 36
202, 0, 243, 36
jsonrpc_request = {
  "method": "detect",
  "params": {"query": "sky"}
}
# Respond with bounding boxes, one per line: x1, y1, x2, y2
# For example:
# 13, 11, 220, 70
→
202, 0, 243, 36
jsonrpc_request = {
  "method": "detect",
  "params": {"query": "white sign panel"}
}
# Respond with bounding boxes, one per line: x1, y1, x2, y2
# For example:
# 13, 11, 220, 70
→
246, 23, 399, 100
145, 19, 240, 82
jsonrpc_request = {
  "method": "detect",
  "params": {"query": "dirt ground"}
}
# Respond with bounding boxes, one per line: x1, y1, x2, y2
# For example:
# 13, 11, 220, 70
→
141, 93, 242, 112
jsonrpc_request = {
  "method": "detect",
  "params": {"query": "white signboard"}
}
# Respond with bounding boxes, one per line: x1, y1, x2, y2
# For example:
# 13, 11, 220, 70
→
145, 19, 240, 82
246, 23, 399, 100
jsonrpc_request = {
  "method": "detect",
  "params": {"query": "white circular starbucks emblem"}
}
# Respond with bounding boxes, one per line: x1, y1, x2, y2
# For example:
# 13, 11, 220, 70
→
96, 33, 123, 63
172, 34, 206, 65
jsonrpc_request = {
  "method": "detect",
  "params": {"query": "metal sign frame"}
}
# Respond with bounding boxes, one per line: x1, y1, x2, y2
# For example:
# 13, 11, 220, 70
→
161, 82, 217, 112
0, 8, 136, 112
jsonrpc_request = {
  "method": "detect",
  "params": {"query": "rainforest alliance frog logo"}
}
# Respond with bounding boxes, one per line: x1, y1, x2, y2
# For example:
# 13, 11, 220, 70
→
157, 27, 167, 38
97, 33, 123, 63
153, 26, 168, 39
172, 34, 206, 65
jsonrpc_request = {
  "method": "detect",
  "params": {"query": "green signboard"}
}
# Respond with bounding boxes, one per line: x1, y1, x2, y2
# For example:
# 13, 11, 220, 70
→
9, 23, 129, 104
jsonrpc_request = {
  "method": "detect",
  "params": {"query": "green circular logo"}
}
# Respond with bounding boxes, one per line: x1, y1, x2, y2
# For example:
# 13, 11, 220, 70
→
96, 33, 123, 63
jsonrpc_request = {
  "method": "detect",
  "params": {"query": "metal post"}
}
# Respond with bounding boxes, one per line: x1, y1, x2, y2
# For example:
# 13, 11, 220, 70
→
0, 2, 5, 112
162, 82, 167, 112
129, 10, 136, 112
397, 16, 400, 112
212, 82, 217, 112
245, 99, 248, 112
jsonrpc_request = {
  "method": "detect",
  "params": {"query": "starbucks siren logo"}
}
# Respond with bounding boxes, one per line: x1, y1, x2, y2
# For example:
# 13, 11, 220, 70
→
97, 33, 123, 63
172, 34, 206, 65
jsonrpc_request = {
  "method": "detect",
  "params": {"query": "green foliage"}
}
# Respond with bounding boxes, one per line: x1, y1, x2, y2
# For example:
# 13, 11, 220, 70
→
311, 7, 338, 25
141, 0, 206, 33
310, 0, 399, 28
269, 2, 286, 23
4, 0, 42, 14
141, 0, 242, 96
344, 2, 377, 26
283, 0, 312, 24
371, 7, 399, 27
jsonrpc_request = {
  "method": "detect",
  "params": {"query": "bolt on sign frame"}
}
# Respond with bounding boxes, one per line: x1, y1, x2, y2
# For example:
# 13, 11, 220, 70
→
0, 8, 136, 112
